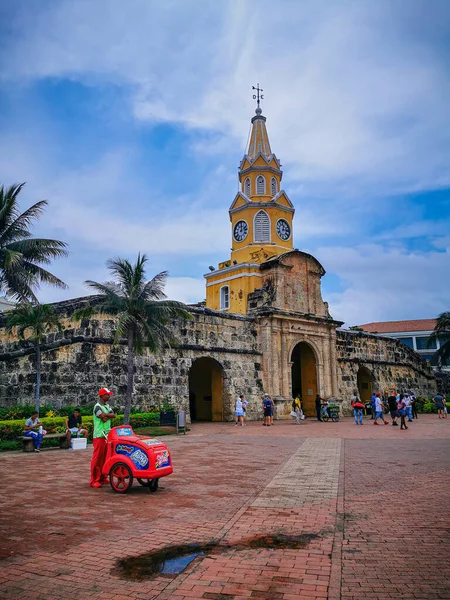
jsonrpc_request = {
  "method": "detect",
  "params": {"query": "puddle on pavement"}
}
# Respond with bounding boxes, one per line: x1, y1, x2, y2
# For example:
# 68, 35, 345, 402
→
115, 534, 318, 580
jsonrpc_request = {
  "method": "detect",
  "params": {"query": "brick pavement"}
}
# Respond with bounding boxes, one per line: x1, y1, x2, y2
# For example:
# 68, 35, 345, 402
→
0, 415, 449, 599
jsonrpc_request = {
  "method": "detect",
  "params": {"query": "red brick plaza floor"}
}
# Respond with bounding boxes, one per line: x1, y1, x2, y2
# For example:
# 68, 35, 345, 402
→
1, 415, 449, 600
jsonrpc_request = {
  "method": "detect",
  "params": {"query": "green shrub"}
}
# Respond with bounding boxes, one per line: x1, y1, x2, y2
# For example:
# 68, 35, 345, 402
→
0, 404, 155, 420
0, 412, 159, 441
422, 402, 436, 414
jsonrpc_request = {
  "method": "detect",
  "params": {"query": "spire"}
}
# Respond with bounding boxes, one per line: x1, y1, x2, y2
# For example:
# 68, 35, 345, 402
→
246, 84, 272, 159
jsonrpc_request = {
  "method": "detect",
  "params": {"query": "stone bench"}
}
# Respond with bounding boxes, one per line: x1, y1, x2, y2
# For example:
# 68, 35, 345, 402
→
17, 433, 70, 452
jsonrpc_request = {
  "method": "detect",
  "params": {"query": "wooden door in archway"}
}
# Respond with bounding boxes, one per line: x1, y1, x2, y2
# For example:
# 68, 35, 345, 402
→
188, 357, 223, 421
357, 366, 373, 403
291, 342, 318, 416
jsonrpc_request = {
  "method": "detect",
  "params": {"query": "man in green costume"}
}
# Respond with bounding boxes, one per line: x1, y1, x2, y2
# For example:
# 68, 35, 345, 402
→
90, 388, 116, 488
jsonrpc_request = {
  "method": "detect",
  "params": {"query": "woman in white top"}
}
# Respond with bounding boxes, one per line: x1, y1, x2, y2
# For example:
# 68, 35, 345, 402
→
235, 395, 245, 426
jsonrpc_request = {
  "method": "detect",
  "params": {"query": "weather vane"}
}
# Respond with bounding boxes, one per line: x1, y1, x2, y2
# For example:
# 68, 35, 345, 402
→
252, 83, 264, 110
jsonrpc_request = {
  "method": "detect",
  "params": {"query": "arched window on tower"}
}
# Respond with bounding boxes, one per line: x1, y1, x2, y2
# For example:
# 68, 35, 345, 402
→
254, 210, 271, 243
256, 175, 266, 194
244, 178, 251, 196
271, 177, 277, 195
220, 286, 230, 310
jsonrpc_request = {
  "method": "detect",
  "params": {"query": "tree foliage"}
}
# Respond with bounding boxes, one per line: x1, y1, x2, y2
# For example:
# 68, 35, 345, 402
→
6, 303, 64, 411
0, 183, 68, 302
73, 254, 191, 423
428, 312, 450, 367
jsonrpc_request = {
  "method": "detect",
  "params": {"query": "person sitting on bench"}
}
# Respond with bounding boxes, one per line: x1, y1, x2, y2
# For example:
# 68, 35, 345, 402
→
66, 408, 88, 441
24, 411, 44, 453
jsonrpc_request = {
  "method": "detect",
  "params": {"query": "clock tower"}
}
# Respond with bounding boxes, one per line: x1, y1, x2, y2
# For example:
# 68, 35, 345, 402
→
204, 87, 295, 314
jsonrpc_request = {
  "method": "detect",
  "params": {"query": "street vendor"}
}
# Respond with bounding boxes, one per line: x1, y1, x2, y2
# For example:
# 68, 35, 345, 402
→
90, 388, 116, 488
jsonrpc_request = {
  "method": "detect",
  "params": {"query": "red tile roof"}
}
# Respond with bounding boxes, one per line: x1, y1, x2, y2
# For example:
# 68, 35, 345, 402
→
358, 319, 437, 334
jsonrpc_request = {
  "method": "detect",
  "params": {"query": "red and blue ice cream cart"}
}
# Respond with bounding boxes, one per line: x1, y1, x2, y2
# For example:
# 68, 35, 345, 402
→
102, 425, 173, 493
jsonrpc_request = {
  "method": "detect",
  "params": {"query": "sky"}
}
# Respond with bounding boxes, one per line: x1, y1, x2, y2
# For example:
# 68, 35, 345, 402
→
0, 0, 449, 326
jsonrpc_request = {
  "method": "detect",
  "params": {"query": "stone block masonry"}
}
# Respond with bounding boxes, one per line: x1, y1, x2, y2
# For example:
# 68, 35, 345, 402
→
0, 296, 437, 419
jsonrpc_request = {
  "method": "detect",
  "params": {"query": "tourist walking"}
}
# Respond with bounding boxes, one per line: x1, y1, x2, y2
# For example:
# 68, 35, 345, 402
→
90, 388, 116, 488
242, 396, 248, 424
235, 395, 245, 426
443, 394, 448, 419
433, 393, 446, 419
268, 395, 275, 425
370, 392, 377, 419
351, 391, 365, 425
387, 392, 399, 426
293, 395, 305, 424
404, 393, 413, 422
373, 392, 389, 425
411, 392, 418, 419
315, 394, 323, 421
23, 411, 44, 452
397, 394, 408, 430
262, 393, 273, 426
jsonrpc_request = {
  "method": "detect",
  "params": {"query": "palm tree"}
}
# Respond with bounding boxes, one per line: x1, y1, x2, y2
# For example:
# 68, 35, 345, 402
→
73, 254, 191, 424
6, 304, 64, 412
428, 312, 450, 367
0, 183, 68, 302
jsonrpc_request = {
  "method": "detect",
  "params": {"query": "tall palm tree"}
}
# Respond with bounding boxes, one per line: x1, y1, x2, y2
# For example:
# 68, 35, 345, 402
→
6, 304, 64, 412
73, 254, 191, 424
0, 183, 68, 302
428, 312, 450, 367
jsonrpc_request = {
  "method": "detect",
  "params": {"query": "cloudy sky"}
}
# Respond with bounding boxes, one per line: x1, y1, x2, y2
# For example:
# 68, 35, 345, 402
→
1, 0, 449, 325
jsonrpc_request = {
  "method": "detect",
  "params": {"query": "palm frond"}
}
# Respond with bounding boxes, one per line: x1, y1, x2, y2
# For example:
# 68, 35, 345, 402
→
140, 270, 168, 302
6, 303, 63, 341
72, 305, 100, 322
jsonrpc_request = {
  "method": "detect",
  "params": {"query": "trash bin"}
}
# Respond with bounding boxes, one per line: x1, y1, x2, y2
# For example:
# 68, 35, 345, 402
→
177, 410, 186, 435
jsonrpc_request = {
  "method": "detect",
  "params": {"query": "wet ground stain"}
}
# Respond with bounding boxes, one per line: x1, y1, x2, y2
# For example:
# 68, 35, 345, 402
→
114, 533, 319, 580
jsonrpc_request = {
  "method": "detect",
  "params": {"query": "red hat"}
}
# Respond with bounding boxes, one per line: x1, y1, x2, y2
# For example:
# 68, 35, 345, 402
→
98, 387, 114, 397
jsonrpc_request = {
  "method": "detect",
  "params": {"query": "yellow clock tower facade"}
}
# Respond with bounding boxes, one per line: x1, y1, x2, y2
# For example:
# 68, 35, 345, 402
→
205, 95, 295, 314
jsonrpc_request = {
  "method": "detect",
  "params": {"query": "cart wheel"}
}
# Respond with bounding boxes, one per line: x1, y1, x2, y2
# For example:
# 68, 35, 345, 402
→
148, 479, 159, 493
322, 414, 329, 422
137, 478, 149, 487
331, 414, 339, 422
110, 463, 133, 493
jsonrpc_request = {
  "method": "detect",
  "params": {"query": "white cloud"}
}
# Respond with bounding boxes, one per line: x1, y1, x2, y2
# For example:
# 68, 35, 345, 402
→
318, 242, 450, 325
3, 0, 449, 195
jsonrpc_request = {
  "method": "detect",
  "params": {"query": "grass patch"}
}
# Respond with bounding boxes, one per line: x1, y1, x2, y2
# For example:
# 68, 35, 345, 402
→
134, 426, 177, 437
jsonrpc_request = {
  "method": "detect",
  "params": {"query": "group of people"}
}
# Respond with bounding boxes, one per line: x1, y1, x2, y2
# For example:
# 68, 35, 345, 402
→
351, 389, 448, 429
22, 387, 116, 490
23, 407, 89, 452
234, 392, 276, 426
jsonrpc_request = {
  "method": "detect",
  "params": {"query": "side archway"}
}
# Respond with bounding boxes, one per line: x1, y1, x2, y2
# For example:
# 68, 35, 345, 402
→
188, 357, 223, 422
357, 366, 374, 403
291, 342, 318, 416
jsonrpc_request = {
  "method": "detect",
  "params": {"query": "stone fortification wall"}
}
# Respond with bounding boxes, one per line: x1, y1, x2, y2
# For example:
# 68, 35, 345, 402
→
0, 297, 263, 419
0, 296, 439, 421
336, 330, 437, 412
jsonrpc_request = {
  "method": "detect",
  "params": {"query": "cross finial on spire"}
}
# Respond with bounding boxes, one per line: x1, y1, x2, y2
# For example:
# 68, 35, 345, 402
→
252, 83, 264, 114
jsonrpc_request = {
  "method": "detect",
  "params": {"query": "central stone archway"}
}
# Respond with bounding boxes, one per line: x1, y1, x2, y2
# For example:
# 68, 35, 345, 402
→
291, 342, 318, 416
188, 357, 223, 421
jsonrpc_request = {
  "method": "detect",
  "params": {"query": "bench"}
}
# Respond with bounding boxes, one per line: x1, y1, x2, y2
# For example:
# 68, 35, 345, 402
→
17, 433, 70, 453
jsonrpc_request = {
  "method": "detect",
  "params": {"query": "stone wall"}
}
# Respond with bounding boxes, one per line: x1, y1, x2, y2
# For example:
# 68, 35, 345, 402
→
0, 297, 264, 420
0, 296, 439, 421
336, 330, 437, 413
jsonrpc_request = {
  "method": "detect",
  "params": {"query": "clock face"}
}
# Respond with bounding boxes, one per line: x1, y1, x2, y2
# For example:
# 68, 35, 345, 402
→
276, 218, 291, 241
233, 220, 248, 242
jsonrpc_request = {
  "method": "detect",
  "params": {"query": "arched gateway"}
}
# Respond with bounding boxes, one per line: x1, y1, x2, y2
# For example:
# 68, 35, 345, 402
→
188, 357, 223, 421
357, 366, 374, 403
291, 342, 318, 417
